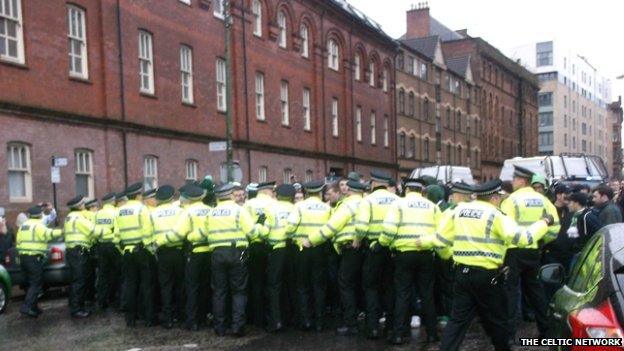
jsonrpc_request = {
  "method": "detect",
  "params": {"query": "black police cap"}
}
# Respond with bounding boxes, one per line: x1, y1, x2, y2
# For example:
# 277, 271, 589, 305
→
403, 178, 426, 189
275, 184, 296, 199
513, 165, 535, 180
257, 181, 276, 191
101, 192, 116, 203
450, 181, 474, 195
85, 199, 98, 208
125, 182, 143, 196
184, 184, 206, 201
156, 185, 175, 202
143, 188, 157, 199
370, 171, 391, 184
28, 205, 43, 217
347, 179, 367, 192
303, 180, 325, 193
67, 195, 85, 208
473, 179, 504, 196
215, 183, 235, 198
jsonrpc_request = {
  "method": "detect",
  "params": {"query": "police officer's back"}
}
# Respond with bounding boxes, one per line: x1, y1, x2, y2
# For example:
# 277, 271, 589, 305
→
207, 183, 258, 337
94, 192, 121, 311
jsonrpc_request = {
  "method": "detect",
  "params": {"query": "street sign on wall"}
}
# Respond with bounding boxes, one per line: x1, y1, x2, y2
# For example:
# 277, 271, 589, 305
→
209, 141, 227, 152
51, 167, 61, 184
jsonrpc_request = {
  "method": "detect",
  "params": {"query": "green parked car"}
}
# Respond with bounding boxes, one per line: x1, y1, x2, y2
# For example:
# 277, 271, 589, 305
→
0, 264, 11, 314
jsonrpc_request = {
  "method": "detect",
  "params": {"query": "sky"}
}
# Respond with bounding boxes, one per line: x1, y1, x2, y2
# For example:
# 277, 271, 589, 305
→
348, 0, 624, 101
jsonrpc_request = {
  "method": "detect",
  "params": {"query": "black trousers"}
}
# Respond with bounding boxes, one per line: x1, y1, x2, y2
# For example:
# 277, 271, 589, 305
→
440, 265, 510, 351
185, 251, 211, 328
266, 247, 287, 328
362, 245, 394, 332
505, 248, 549, 340
157, 246, 185, 323
67, 246, 89, 314
248, 242, 267, 327
96, 242, 121, 309
338, 247, 363, 328
393, 250, 437, 337
122, 249, 155, 325
212, 247, 248, 333
295, 245, 327, 328
434, 255, 455, 317
20, 255, 43, 312
85, 245, 97, 303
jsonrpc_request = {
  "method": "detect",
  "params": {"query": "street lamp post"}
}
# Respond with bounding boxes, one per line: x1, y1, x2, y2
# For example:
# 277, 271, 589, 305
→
224, 0, 234, 182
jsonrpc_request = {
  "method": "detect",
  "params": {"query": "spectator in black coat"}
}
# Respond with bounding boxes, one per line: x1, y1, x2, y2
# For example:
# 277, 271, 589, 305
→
592, 185, 623, 225
567, 192, 602, 270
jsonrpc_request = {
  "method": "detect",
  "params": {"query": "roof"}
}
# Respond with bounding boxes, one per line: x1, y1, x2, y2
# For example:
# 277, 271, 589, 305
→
328, 0, 394, 43
445, 55, 470, 77
430, 17, 465, 41
401, 35, 439, 60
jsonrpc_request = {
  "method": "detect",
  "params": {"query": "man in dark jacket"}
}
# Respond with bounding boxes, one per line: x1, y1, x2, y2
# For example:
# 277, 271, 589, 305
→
567, 192, 602, 270
592, 185, 622, 225
542, 184, 572, 301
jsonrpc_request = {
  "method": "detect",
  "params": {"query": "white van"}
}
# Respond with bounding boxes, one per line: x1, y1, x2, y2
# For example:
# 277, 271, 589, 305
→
410, 166, 476, 185
500, 154, 609, 186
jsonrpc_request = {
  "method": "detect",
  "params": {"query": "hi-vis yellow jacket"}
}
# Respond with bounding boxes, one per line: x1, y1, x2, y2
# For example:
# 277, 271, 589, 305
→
309, 194, 363, 252
286, 196, 331, 250
174, 201, 211, 253
16, 218, 62, 256
355, 188, 399, 243
205, 200, 258, 250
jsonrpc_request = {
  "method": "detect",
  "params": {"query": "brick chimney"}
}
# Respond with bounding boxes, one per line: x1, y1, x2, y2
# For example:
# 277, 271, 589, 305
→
405, 2, 430, 39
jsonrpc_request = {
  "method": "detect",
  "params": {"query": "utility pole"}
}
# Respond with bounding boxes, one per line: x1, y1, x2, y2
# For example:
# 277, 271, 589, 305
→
224, 0, 234, 182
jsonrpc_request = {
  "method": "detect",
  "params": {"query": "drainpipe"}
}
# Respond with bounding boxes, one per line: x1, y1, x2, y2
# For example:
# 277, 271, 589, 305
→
116, 0, 129, 186
240, 0, 252, 183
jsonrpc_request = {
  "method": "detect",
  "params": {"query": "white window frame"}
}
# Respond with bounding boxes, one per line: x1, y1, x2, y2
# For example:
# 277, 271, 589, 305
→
305, 170, 313, 183
185, 159, 198, 181
300, 24, 309, 58
383, 115, 389, 147
331, 98, 339, 137
75, 149, 94, 198
354, 54, 361, 81
368, 61, 375, 87
138, 30, 154, 94
0, 0, 24, 64
67, 5, 89, 79
327, 39, 339, 71
355, 106, 362, 142
213, 0, 225, 19
7, 143, 31, 202
370, 112, 376, 145
180, 45, 194, 103
252, 0, 262, 37
277, 11, 287, 49
280, 80, 289, 126
303, 88, 311, 131
216, 57, 227, 111
255, 72, 265, 120
283, 168, 293, 184
258, 166, 268, 183
144, 156, 158, 190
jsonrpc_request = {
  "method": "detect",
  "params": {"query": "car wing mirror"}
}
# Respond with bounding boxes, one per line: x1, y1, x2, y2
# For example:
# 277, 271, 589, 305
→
539, 263, 565, 286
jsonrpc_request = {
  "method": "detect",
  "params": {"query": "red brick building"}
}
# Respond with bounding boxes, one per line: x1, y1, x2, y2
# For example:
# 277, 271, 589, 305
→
403, 5, 539, 181
0, 0, 396, 216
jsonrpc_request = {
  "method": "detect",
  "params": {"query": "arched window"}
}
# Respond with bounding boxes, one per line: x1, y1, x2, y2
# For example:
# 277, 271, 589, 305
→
407, 135, 415, 158
277, 11, 287, 48
144, 155, 158, 190
398, 88, 405, 114
327, 39, 339, 70
252, 0, 262, 37
408, 92, 415, 116
382, 66, 389, 92
398, 132, 406, 158
300, 24, 309, 58
424, 137, 430, 161
456, 111, 461, 131
353, 53, 362, 81
185, 159, 198, 181
368, 60, 375, 86
457, 145, 463, 165
423, 98, 429, 120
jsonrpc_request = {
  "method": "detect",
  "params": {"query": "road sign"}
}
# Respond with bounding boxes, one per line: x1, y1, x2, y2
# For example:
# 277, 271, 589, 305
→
209, 141, 227, 152
51, 166, 61, 183
53, 157, 68, 167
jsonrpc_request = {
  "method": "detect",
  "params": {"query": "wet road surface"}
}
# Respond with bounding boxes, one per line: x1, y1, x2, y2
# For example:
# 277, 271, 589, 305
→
1, 289, 546, 350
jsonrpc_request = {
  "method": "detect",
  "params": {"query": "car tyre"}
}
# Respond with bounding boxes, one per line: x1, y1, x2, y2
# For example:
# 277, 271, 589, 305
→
0, 282, 8, 314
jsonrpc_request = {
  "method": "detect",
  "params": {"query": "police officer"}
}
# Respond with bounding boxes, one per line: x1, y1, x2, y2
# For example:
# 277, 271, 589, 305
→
83, 198, 99, 308
64, 195, 101, 318
16, 206, 62, 317
116, 182, 156, 327
262, 184, 296, 332
207, 183, 259, 337
433, 180, 555, 351
287, 180, 331, 331
174, 185, 211, 331
116, 191, 128, 207
355, 171, 399, 339
95, 192, 120, 311
501, 166, 560, 342
152, 185, 185, 329
143, 188, 157, 209
306, 179, 366, 336
380, 178, 440, 345
244, 181, 276, 327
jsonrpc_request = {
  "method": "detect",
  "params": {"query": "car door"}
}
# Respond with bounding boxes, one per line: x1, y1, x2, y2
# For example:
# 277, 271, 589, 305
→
550, 234, 604, 342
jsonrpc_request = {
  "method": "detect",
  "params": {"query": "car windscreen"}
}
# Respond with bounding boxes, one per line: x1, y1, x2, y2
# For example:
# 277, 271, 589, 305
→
562, 157, 590, 178
418, 167, 440, 179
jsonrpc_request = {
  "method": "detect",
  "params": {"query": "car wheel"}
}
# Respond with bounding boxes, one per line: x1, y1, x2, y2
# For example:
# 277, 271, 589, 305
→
0, 283, 7, 314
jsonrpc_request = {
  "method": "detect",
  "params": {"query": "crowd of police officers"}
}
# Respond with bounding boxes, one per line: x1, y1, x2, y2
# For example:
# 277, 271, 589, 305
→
15, 165, 558, 350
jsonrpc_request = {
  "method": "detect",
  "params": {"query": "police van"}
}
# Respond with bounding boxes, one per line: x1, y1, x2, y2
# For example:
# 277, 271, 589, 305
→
410, 165, 476, 185
499, 154, 609, 187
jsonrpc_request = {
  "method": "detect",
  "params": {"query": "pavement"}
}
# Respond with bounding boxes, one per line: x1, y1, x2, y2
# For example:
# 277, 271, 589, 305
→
0, 289, 547, 351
